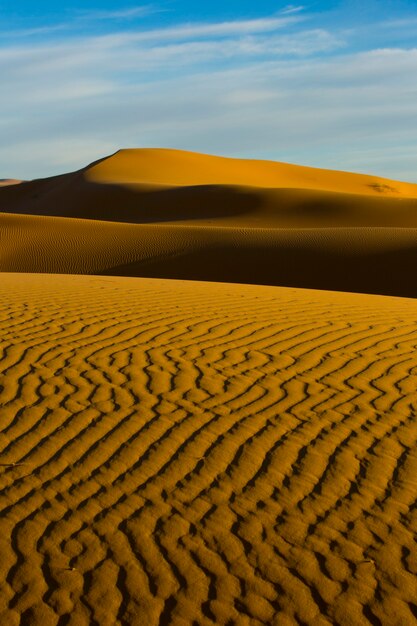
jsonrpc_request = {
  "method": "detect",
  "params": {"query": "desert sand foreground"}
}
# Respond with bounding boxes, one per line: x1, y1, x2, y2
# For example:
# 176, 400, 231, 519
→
2, 149, 417, 297
1, 273, 417, 625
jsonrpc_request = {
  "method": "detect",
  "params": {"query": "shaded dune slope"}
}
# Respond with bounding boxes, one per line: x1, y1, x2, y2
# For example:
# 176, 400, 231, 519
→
1, 273, 417, 625
2, 149, 417, 297
1, 149, 417, 227
4, 180, 417, 228
2, 211, 417, 297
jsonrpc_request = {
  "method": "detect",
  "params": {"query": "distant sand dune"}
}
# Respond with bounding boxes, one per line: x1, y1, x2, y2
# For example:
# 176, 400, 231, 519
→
0, 274, 417, 625
85, 149, 417, 197
4, 181, 417, 227
1, 149, 417, 226
2, 149, 417, 298
0, 179, 21, 187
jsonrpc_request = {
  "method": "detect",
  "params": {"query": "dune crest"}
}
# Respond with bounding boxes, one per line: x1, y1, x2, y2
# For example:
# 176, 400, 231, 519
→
1, 148, 417, 227
0, 179, 21, 187
1, 149, 417, 298
86, 148, 417, 197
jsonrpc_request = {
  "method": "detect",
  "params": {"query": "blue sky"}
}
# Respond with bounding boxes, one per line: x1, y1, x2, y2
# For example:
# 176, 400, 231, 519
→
1, 0, 417, 180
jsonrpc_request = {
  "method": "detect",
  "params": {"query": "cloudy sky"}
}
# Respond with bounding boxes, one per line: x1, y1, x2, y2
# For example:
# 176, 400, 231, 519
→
1, 0, 417, 180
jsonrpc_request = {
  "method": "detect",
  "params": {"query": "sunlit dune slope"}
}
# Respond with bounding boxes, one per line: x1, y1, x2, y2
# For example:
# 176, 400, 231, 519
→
2, 148, 417, 297
1, 149, 417, 228
2, 211, 417, 297
86, 149, 417, 196
0, 179, 21, 187
1, 273, 417, 625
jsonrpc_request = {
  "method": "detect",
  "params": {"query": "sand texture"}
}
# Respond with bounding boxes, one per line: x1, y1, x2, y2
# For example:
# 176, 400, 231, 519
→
1, 273, 417, 625
1, 150, 417, 625
2, 150, 417, 297
4, 211, 417, 297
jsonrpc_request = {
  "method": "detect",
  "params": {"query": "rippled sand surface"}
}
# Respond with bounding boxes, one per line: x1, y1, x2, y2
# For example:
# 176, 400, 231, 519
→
1, 273, 417, 625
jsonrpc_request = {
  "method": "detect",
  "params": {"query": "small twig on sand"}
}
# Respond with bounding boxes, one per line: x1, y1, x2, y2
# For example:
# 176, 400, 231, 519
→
56, 567, 78, 572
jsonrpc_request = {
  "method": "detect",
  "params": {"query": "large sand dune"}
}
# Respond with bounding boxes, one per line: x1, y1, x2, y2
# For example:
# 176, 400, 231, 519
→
1, 273, 417, 625
0, 179, 21, 187
3, 211, 417, 297
1, 149, 417, 297
1, 150, 417, 624
1, 149, 417, 226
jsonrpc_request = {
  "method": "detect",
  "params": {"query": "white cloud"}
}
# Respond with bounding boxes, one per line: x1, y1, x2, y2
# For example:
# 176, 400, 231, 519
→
280, 5, 305, 15
0, 22, 340, 86
97, 15, 304, 46
76, 5, 157, 21
1, 23, 72, 38
0, 6, 159, 40
1, 13, 417, 182
0, 14, 303, 46
377, 16, 417, 28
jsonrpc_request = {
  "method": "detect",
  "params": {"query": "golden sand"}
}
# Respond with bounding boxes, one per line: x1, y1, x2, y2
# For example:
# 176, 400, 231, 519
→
1, 150, 417, 625
0, 274, 417, 625
1, 150, 417, 298
3, 211, 417, 297
86, 149, 417, 197
2, 150, 417, 225
0, 179, 21, 187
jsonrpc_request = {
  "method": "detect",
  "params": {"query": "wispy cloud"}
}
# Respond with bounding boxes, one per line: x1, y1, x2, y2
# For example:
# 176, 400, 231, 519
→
0, 14, 305, 46
280, 5, 305, 15
1, 9, 417, 182
0, 5, 158, 40
374, 16, 417, 28
0, 16, 338, 79
100, 15, 305, 45
76, 5, 158, 21
1, 23, 73, 39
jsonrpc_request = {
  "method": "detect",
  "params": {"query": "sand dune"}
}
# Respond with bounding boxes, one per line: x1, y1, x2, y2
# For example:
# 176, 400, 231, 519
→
0, 179, 21, 187
4, 181, 417, 227
85, 149, 417, 196
0, 273, 417, 625
3, 211, 417, 297
1, 149, 417, 227
1, 149, 417, 298
1, 150, 417, 624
